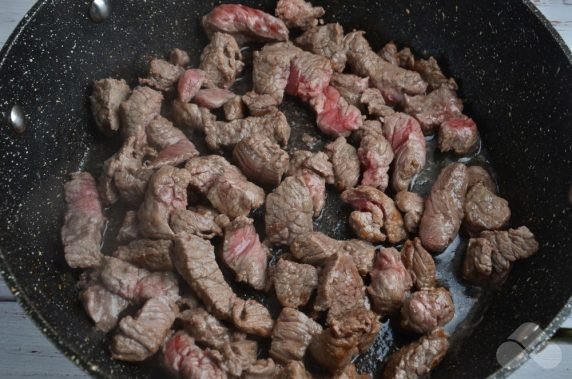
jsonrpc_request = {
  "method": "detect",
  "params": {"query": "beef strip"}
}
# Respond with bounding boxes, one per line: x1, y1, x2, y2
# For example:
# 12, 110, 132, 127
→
438, 116, 480, 155
194, 88, 236, 109
295, 23, 347, 72
395, 191, 424, 234
349, 210, 386, 243
413, 56, 458, 91
286, 51, 333, 102
330, 72, 370, 108
138, 165, 191, 239
111, 296, 178, 361
231, 299, 275, 337
223, 96, 245, 121
310, 85, 363, 137
170, 207, 225, 239
177, 69, 206, 103
112, 239, 173, 271
244, 359, 279, 378
80, 284, 129, 332
358, 131, 394, 192
279, 361, 312, 379
360, 88, 395, 118
419, 163, 468, 253
222, 216, 268, 290
466, 165, 497, 193
367, 248, 413, 315
401, 287, 454, 334
139, 59, 184, 92
402, 86, 463, 134
378, 41, 415, 69
90, 78, 130, 136
171, 100, 214, 131
241, 91, 279, 116
265, 176, 314, 245
62, 172, 104, 268
233, 135, 290, 187
275, 0, 325, 30
120, 86, 163, 139
273, 258, 318, 308
383, 328, 449, 379
325, 136, 360, 191
270, 307, 323, 363
401, 238, 436, 290
383, 112, 426, 192
463, 183, 511, 234
253, 42, 303, 102
169, 48, 191, 67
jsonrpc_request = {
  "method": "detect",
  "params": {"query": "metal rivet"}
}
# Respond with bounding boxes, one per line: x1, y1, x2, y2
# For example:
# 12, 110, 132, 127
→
89, 0, 111, 24
6, 104, 26, 134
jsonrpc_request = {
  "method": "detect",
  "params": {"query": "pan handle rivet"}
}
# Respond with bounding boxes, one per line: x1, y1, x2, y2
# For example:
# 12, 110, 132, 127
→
5, 104, 26, 134
89, 0, 111, 23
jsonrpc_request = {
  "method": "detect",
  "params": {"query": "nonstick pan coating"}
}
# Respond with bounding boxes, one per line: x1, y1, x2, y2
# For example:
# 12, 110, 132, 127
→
0, 0, 571, 378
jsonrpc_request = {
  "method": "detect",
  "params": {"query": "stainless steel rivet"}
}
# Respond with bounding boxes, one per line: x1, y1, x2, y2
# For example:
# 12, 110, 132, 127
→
7, 104, 26, 134
89, 0, 111, 23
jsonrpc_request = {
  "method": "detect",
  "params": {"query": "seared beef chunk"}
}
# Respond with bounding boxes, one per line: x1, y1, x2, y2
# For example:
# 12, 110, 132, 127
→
111, 297, 178, 361
342, 186, 407, 244
265, 176, 314, 245
203, 4, 289, 44
170, 207, 226, 239
242, 91, 279, 116
383, 112, 426, 192
120, 86, 163, 139
464, 183, 511, 234
205, 111, 291, 150
419, 163, 468, 253
244, 359, 279, 378
395, 191, 424, 234
112, 239, 173, 271
295, 23, 347, 72
270, 307, 323, 363
360, 88, 395, 118
358, 130, 394, 192
279, 361, 312, 379
146, 116, 199, 168
438, 116, 480, 155
199, 32, 244, 89
310, 85, 363, 137
222, 216, 268, 290
231, 299, 274, 337
169, 48, 191, 67
340, 239, 376, 276
401, 288, 454, 334
171, 100, 214, 131
466, 165, 496, 193
276, 0, 325, 30
90, 78, 130, 136
194, 88, 236, 109
138, 166, 191, 239
147, 140, 200, 169
413, 56, 458, 91
383, 328, 449, 379
219, 339, 258, 377
402, 86, 463, 134
349, 211, 386, 244
379, 41, 415, 69
331, 72, 370, 108
325, 136, 360, 191
274, 258, 318, 308
368, 248, 413, 315
253, 42, 303, 102
80, 284, 129, 332
401, 238, 436, 290
233, 135, 290, 187
287, 51, 333, 102
331, 307, 381, 352
62, 172, 104, 268
140, 59, 184, 92
345, 31, 427, 104
223, 96, 244, 121
288, 150, 334, 215
114, 164, 154, 207
463, 226, 539, 285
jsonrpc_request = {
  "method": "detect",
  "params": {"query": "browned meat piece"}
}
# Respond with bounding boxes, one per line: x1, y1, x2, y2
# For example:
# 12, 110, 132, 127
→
112, 239, 173, 271
315, 254, 366, 321
270, 307, 323, 363
233, 135, 289, 187
171, 100, 215, 131
147, 140, 199, 169
145, 116, 199, 168
401, 238, 436, 290
330, 307, 381, 352
265, 176, 314, 245
90, 78, 130, 136
244, 359, 279, 379
402, 86, 463, 134
295, 23, 347, 72
345, 31, 427, 104
170, 207, 225, 239
111, 297, 178, 362
242, 91, 279, 116
325, 136, 360, 191
162, 332, 227, 379
120, 86, 163, 139
342, 186, 407, 244
169, 48, 191, 67
349, 210, 386, 243
401, 287, 454, 334
413, 56, 458, 91
438, 116, 480, 155
310, 85, 364, 137
222, 216, 268, 290
464, 183, 511, 234
395, 191, 424, 234
383, 112, 426, 192
178, 69, 206, 103
140, 59, 184, 92
253, 42, 303, 102
368, 248, 412, 315
61, 172, 104, 268
231, 299, 274, 337
98, 136, 138, 205
383, 328, 449, 379
199, 32, 244, 89
279, 361, 312, 379
340, 239, 376, 276
378, 41, 415, 69
202, 4, 289, 44
463, 226, 539, 285
118, 212, 139, 244
273, 258, 318, 308
352, 119, 384, 143
360, 88, 395, 118
288, 151, 334, 215
80, 284, 129, 332
358, 131, 394, 192
331, 72, 370, 108
419, 163, 468, 253
194, 88, 236, 109
276, 0, 325, 30
113, 166, 154, 207
223, 96, 245, 121
466, 165, 496, 193
99, 256, 179, 302
286, 51, 333, 102
219, 340, 258, 377
138, 165, 191, 239
186, 155, 242, 192
205, 111, 291, 150
334, 364, 371, 379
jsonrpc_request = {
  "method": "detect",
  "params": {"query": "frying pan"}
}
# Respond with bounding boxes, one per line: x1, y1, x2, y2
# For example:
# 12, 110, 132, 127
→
0, 0, 571, 377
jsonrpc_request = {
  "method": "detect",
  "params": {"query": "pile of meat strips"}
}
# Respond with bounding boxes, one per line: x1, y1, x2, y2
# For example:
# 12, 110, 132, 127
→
61, 1, 539, 378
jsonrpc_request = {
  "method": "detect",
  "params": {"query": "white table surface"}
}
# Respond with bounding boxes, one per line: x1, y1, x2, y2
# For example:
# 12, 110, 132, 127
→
0, 0, 571, 378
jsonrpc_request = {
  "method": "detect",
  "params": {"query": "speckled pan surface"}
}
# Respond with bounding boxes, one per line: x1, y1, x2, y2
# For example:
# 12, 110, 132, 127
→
0, 0, 570, 378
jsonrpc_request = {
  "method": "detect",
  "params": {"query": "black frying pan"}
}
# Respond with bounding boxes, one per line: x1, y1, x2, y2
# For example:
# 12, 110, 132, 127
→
0, 0, 571, 378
